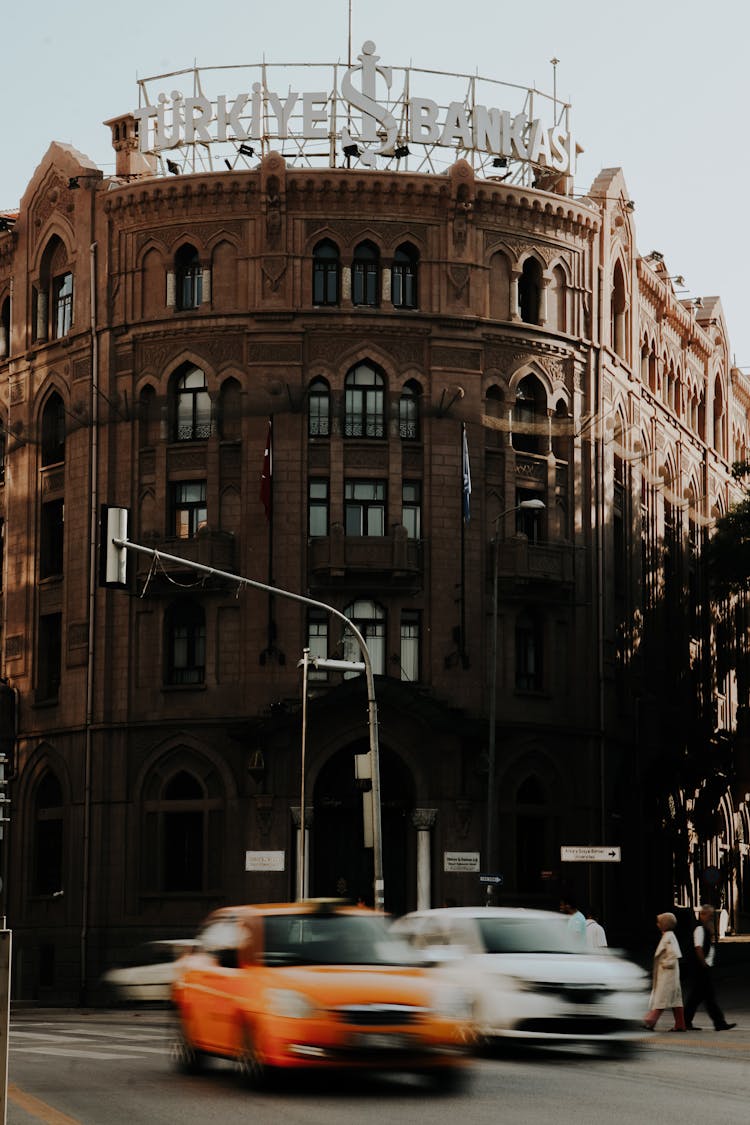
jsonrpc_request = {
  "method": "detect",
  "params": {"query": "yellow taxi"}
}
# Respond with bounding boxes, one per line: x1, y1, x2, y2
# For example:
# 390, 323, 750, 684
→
170, 900, 472, 1090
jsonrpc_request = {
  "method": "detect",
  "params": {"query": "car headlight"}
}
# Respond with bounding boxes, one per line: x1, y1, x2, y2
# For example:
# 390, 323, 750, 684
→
265, 989, 317, 1018
433, 985, 473, 1020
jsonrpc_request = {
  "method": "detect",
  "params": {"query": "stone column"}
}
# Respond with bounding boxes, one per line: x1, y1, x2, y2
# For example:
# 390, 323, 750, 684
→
412, 808, 438, 910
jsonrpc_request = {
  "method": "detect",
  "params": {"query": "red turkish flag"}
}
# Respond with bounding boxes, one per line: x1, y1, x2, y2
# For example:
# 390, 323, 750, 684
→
260, 418, 272, 521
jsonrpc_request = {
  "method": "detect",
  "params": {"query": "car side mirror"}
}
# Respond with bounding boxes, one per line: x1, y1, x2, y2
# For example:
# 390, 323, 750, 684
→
217, 948, 239, 969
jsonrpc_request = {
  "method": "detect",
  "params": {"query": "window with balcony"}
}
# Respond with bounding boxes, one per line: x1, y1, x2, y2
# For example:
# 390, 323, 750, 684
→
171, 481, 207, 539
345, 480, 385, 536
399, 381, 421, 440
344, 363, 384, 438
172, 364, 212, 442
515, 610, 543, 692
342, 599, 386, 676
33, 772, 64, 896
175, 243, 203, 310
308, 378, 330, 438
40, 498, 64, 578
400, 610, 420, 682
402, 481, 421, 539
41, 392, 66, 466
515, 488, 545, 541
308, 479, 329, 537
165, 600, 206, 685
391, 243, 418, 309
352, 241, 379, 307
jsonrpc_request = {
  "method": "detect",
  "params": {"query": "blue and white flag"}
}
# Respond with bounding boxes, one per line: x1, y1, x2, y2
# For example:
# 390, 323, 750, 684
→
462, 423, 472, 523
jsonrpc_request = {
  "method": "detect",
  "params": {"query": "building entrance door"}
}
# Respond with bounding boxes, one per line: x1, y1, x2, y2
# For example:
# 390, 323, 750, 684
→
311, 742, 414, 915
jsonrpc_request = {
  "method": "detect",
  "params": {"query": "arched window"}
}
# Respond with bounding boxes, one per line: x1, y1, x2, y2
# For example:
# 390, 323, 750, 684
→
551, 400, 569, 462
312, 239, 340, 306
512, 375, 546, 455
352, 241, 379, 307
489, 251, 511, 321
138, 384, 159, 449
1, 295, 10, 359
175, 243, 202, 311
398, 381, 421, 440
515, 773, 549, 892
344, 363, 384, 438
218, 377, 242, 441
518, 257, 542, 324
391, 243, 418, 309
165, 600, 206, 685
342, 599, 386, 676
611, 261, 627, 359
713, 376, 725, 456
549, 264, 567, 332
172, 364, 212, 442
143, 756, 223, 894
41, 392, 66, 466
34, 772, 64, 896
37, 235, 73, 342
308, 378, 330, 438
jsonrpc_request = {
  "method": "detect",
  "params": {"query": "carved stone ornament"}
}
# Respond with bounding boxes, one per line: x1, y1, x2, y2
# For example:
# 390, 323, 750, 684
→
137, 332, 244, 374
411, 808, 438, 831
290, 805, 314, 830
31, 173, 75, 249
446, 264, 470, 300
261, 256, 287, 291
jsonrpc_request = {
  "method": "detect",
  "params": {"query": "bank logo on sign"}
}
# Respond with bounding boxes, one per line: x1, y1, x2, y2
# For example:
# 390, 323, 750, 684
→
340, 41, 398, 167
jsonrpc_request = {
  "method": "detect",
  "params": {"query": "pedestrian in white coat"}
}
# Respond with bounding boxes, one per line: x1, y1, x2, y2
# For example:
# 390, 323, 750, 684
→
644, 912, 686, 1031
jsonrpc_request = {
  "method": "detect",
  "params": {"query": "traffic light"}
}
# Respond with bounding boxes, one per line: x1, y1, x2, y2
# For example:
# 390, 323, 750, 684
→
99, 506, 129, 588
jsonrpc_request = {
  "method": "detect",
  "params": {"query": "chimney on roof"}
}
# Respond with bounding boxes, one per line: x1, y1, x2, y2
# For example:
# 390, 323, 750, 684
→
104, 114, 157, 180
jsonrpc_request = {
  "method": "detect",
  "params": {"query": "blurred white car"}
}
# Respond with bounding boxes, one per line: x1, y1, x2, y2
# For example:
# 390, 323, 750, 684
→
102, 940, 193, 1002
391, 907, 648, 1054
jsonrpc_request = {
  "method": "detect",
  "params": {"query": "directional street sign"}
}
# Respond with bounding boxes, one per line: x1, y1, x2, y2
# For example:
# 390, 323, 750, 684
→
479, 874, 503, 885
560, 846, 621, 863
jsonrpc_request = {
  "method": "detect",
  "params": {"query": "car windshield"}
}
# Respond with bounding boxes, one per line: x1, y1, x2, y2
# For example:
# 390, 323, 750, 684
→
263, 913, 418, 967
476, 916, 586, 954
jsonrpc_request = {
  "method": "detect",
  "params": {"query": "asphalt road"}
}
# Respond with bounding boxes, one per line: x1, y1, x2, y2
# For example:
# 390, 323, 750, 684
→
4, 1001, 750, 1125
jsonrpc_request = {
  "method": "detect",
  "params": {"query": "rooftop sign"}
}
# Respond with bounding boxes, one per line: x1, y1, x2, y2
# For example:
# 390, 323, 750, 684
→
131, 42, 576, 184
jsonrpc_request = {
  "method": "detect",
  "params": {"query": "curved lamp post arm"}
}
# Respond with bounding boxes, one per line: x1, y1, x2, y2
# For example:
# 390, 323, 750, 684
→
111, 534, 385, 911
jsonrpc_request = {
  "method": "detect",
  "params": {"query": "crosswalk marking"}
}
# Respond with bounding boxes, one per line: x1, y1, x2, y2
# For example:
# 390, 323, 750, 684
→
9, 1016, 173, 1062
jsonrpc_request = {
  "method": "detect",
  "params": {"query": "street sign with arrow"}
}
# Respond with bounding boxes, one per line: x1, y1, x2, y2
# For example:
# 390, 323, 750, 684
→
560, 846, 621, 863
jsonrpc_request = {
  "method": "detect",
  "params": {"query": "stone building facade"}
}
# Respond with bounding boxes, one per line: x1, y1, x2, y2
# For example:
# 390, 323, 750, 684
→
1, 127, 749, 1001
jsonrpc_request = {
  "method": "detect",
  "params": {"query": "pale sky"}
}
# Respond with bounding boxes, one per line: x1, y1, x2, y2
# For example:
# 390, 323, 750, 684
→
3, 0, 749, 364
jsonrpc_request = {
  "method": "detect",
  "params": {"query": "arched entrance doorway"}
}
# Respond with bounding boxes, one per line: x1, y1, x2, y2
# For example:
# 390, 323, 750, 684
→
311, 742, 415, 915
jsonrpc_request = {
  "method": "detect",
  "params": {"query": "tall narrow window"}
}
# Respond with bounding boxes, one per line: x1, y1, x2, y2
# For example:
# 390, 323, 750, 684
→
165, 600, 206, 685
343, 599, 386, 676
307, 610, 329, 680
391, 244, 418, 309
398, 381, 420, 440
41, 393, 65, 466
37, 612, 62, 701
40, 499, 64, 578
53, 273, 73, 338
611, 261, 627, 359
173, 364, 211, 441
218, 377, 242, 441
518, 257, 542, 324
400, 611, 420, 682
515, 610, 543, 692
162, 771, 205, 891
512, 375, 546, 455
1, 295, 11, 358
308, 378, 330, 437
308, 480, 329, 537
344, 364, 384, 438
138, 385, 159, 449
312, 240, 340, 306
352, 241, 379, 307
345, 480, 386, 536
402, 481, 421, 539
33, 773, 64, 896
0, 429, 5, 485
171, 481, 207, 539
175, 244, 202, 310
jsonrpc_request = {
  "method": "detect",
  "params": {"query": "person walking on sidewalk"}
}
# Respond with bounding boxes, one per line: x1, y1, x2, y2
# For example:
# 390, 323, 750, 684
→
644, 912, 686, 1031
684, 905, 736, 1032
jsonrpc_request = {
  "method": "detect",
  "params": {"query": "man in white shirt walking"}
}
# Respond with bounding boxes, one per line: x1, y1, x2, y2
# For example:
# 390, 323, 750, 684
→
684, 905, 736, 1031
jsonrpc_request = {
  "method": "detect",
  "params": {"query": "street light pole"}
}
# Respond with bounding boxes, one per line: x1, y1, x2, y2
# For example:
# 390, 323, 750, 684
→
485, 498, 545, 906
